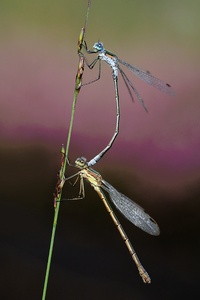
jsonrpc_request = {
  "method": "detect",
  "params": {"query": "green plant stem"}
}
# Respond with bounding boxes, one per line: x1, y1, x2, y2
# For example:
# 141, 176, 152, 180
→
42, 2, 91, 298
42, 86, 79, 300
42, 59, 84, 300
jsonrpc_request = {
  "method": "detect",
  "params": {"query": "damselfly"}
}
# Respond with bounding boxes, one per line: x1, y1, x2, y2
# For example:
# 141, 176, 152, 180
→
81, 41, 175, 166
64, 157, 160, 283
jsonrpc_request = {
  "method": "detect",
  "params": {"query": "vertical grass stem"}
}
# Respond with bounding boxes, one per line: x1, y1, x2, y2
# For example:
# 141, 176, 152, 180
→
41, 1, 91, 299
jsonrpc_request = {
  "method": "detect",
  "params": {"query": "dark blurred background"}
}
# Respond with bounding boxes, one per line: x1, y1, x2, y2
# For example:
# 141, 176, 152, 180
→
1, 1, 200, 299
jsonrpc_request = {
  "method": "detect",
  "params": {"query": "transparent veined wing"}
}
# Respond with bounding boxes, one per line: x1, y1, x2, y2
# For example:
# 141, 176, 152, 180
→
102, 180, 160, 236
118, 58, 175, 96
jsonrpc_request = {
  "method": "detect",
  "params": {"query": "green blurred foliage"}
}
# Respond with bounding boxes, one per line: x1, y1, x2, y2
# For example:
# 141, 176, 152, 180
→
1, 0, 200, 48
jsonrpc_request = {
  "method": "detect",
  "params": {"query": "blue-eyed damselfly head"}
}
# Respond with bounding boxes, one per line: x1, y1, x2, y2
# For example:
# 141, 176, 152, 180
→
93, 42, 104, 52
75, 157, 88, 169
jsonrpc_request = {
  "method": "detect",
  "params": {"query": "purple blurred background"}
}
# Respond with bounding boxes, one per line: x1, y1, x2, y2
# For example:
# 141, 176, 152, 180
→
1, 1, 200, 299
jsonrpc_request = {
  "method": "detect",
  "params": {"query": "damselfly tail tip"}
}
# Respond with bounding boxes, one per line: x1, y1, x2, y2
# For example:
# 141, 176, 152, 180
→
139, 267, 151, 284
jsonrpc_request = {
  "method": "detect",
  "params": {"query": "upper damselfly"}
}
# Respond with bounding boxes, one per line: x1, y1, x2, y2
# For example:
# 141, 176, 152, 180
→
81, 41, 175, 166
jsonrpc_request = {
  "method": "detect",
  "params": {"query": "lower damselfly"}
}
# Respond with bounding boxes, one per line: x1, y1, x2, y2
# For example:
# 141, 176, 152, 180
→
63, 157, 160, 283
81, 41, 175, 166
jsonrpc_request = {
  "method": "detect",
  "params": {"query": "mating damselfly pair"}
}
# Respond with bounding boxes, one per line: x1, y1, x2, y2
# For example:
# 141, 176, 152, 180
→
62, 41, 175, 283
